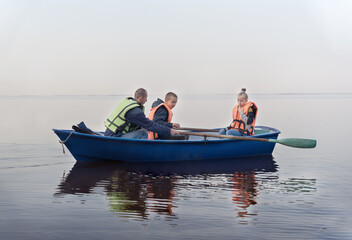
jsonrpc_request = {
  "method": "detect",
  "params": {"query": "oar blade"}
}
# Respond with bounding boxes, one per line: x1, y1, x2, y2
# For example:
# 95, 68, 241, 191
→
270, 138, 317, 148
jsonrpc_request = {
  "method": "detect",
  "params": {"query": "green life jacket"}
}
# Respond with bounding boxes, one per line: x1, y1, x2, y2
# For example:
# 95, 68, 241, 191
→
104, 97, 145, 134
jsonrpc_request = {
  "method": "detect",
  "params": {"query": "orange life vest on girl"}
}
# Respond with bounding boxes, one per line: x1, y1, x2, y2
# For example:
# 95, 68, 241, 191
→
148, 103, 173, 139
230, 101, 258, 136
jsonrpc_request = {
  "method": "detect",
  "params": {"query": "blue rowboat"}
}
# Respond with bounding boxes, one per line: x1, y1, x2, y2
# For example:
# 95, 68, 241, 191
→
53, 126, 280, 162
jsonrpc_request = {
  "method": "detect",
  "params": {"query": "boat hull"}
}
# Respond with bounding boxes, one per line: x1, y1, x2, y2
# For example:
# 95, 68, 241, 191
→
53, 126, 280, 162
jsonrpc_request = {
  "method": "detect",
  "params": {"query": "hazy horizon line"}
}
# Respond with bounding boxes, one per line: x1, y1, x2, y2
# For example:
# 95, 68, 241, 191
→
1, 92, 352, 97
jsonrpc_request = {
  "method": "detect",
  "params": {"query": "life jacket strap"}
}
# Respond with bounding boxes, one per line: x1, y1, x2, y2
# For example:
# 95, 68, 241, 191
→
230, 119, 252, 136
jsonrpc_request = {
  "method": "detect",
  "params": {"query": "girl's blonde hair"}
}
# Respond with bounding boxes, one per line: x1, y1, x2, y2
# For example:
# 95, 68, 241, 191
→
237, 88, 248, 99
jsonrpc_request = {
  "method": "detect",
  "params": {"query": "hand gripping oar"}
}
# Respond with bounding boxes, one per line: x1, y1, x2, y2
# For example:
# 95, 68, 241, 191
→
179, 131, 317, 149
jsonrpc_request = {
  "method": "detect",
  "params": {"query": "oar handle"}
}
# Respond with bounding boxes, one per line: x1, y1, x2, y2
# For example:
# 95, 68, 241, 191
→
180, 131, 270, 142
178, 127, 219, 132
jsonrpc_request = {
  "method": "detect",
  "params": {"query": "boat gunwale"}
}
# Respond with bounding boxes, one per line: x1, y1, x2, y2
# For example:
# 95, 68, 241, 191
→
52, 126, 280, 144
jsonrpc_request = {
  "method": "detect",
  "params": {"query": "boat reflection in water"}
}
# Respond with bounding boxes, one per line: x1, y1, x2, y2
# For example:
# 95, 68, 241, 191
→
54, 156, 316, 223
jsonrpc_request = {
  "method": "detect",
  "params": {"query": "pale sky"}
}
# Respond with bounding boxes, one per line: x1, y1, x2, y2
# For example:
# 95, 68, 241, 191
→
0, 0, 351, 95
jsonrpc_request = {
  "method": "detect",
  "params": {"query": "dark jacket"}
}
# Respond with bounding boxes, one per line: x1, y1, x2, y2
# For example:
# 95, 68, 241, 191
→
246, 105, 257, 125
105, 99, 171, 138
151, 98, 173, 128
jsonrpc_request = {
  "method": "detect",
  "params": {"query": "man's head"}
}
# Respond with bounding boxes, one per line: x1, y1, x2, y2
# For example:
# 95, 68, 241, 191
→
165, 92, 178, 109
134, 88, 148, 105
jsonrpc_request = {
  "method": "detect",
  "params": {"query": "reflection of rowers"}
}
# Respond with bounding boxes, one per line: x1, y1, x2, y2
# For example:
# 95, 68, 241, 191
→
54, 157, 277, 220
55, 161, 180, 220
106, 171, 177, 218
55, 156, 277, 195
232, 171, 258, 218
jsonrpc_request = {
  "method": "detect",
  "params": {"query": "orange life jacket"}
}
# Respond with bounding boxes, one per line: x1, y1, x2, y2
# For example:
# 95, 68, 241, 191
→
230, 101, 258, 135
148, 103, 173, 139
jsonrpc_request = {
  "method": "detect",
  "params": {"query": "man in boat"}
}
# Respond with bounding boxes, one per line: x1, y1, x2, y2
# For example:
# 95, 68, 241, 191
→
104, 88, 179, 139
148, 92, 181, 139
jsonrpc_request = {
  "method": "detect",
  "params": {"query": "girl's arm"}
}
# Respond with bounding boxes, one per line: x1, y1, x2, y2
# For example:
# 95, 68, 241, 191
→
239, 107, 255, 124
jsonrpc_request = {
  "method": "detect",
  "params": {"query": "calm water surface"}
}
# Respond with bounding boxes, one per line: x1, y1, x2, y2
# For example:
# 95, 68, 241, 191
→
0, 94, 351, 239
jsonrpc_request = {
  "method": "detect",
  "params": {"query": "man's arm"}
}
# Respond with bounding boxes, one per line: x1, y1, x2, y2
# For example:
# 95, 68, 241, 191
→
125, 108, 171, 137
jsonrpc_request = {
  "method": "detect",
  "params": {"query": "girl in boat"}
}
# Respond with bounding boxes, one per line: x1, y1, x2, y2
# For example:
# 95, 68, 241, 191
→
220, 88, 258, 136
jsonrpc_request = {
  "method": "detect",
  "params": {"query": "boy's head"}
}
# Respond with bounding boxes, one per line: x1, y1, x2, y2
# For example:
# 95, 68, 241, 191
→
165, 92, 178, 109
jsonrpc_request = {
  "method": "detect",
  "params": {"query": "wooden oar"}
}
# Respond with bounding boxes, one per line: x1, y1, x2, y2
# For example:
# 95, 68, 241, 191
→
178, 127, 219, 132
179, 131, 317, 149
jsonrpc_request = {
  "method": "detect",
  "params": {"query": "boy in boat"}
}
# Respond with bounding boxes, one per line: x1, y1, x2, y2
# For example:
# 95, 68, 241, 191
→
104, 88, 179, 139
148, 92, 181, 139
220, 88, 258, 136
